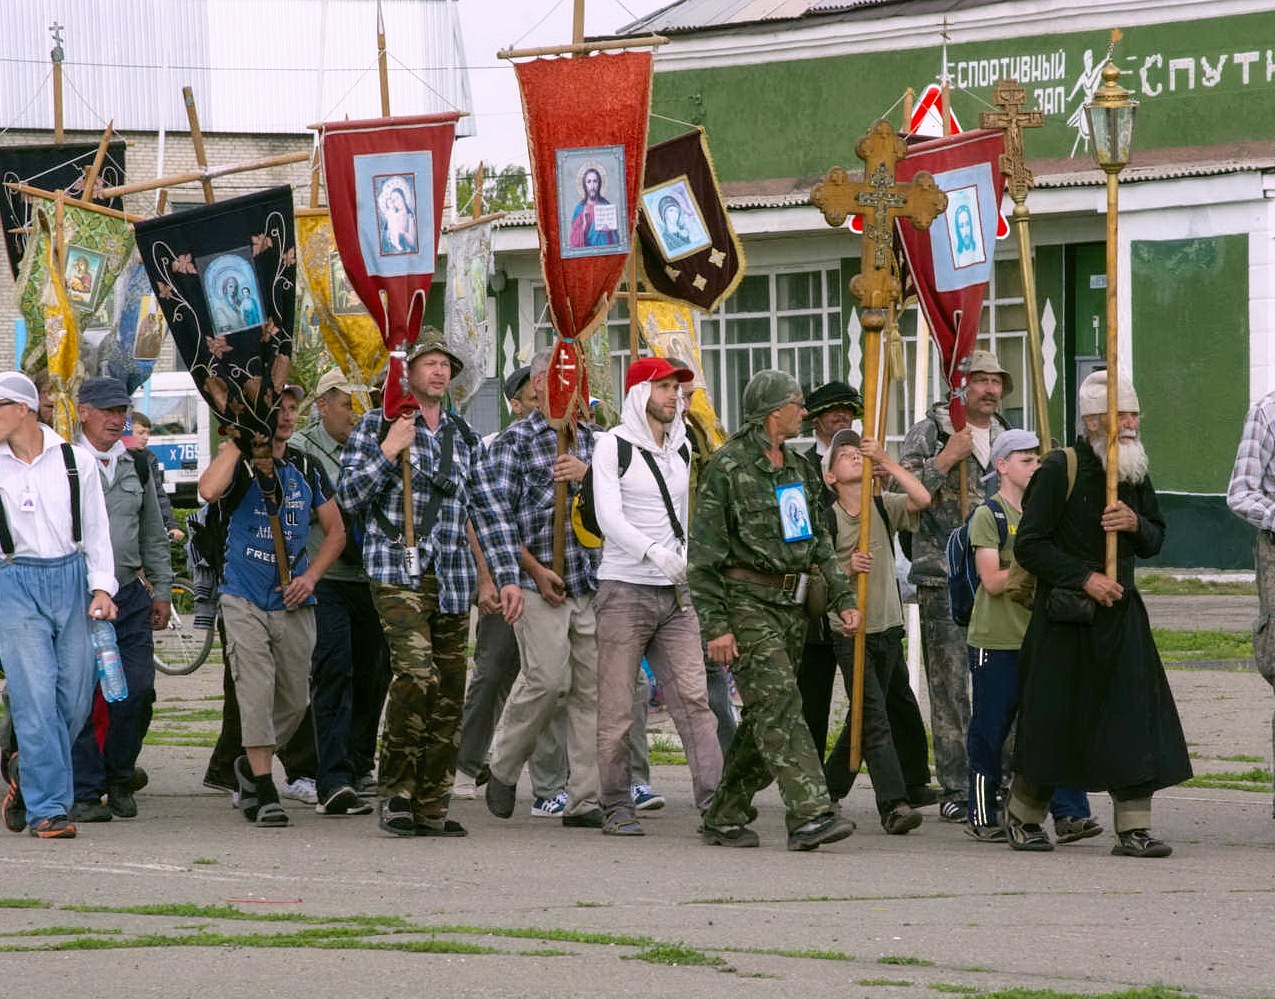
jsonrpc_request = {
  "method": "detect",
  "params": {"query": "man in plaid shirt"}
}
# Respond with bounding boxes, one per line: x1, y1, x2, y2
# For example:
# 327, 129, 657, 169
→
483, 348, 605, 828
338, 330, 523, 838
1227, 389, 1275, 819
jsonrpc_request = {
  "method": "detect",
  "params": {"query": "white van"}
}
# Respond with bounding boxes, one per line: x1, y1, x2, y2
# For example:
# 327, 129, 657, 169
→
130, 371, 211, 506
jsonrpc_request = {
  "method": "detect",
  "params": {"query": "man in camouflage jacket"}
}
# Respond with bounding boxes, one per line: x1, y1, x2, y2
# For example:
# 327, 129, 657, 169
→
897, 350, 1012, 818
688, 369, 861, 851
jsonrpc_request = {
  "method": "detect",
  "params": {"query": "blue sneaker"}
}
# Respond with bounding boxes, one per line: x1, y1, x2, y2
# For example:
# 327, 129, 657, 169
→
530, 791, 567, 818
631, 784, 665, 811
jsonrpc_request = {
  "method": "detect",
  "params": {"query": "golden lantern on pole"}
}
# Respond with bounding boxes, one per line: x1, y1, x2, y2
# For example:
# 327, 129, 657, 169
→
1084, 53, 1137, 577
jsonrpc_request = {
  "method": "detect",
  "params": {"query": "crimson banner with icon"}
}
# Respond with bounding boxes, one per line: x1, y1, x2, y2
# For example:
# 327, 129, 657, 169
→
514, 51, 652, 349
894, 129, 1005, 430
321, 113, 460, 417
134, 186, 296, 454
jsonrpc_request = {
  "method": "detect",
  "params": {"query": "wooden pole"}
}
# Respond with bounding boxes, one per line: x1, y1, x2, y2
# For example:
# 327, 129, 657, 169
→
51, 24, 65, 144
182, 87, 216, 205
849, 309, 886, 771
81, 122, 114, 202
1104, 171, 1120, 577
1013, 206, 1052, 448
497, 35, 667, 60
377, 0, 391, 117
627, 254, 641, 362
98, 151, 311, 199
4, 182, 145, 223
473, 162, 484, 218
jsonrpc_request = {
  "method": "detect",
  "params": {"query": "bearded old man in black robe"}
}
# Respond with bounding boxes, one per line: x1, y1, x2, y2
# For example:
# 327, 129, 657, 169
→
1004, 370, 1191, 858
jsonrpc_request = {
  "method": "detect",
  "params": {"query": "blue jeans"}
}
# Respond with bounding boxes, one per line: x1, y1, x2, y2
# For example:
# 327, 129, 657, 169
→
71, 578, 156, 800
0, 553, 94, 824
310, 578, 390, 798
967, 645, 1091, 826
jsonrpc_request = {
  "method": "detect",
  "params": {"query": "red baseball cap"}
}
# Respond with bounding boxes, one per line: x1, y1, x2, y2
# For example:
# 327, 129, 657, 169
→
625, 356, 694, 392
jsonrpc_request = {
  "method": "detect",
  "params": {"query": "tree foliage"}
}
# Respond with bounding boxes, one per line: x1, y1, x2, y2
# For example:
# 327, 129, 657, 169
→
455, 164, 532, 215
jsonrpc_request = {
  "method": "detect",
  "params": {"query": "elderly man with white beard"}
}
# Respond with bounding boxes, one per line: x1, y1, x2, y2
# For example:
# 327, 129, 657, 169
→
1001, 370, 1191, 858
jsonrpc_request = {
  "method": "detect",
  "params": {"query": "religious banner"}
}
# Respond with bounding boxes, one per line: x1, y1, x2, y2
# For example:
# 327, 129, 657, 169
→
637, 298, 727, 450
894, 129, 1006, 429
296, 211, 387, 414
133, 186, 297, 454
320, 112, 460, 418
515, 51, 652, 345
102, 259, 164, 393
442, 219, 494, 411
635, 129, 744, 314
15, 195, 135, 430
0, 140, 126, 278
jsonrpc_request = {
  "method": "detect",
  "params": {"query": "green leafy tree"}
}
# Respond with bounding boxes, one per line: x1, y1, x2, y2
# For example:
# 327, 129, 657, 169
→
456, 163, 532, 214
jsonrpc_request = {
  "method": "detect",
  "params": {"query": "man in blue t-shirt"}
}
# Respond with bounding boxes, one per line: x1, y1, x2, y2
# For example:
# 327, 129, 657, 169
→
197, 387, 346, 827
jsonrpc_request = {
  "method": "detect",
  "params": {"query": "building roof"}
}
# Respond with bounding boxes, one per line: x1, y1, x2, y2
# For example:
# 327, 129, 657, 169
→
619, 0, 1004, 34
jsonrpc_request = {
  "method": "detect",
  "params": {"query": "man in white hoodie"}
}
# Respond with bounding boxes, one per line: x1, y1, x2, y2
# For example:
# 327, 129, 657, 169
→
592, 358, 724, 836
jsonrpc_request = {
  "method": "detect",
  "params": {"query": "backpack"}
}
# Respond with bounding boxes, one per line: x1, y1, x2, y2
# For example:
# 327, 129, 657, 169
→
186, 448, 323, 582
946, 498, 1009, 628
945, 446, 1079, 626
572, 437, 691, 549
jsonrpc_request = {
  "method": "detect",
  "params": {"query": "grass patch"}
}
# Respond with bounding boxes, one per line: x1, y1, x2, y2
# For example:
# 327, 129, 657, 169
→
859, 979, 913, 987
1219, 754, 1263, 763
0, 899, 50, 909
880, 955, 934, 966
1137, 572, 1255, 596
1151, 629, 1251, 661
648, 734, 687, 767
150, 706, 223, 722
980, 990, 1196, 999
731, 945, 854, 961
930, 986, 982, 995
1183, 768, 1271, 793
142, 734, 218, 747
192, 858, 218, 866
6, 926, 123, 937
631, 942, 729, 968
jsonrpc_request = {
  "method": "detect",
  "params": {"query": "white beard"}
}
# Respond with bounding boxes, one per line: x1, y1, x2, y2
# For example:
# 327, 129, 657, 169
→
1089, 432, 1150, 484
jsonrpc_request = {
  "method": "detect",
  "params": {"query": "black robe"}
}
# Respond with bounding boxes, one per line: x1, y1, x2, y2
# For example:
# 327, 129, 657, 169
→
1012, 444, 1192, 793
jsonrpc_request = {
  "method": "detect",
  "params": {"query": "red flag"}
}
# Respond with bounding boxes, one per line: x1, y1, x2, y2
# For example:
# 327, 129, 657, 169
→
894, 129, 1006, 430
515, 52, 652, 344
321, 113, 460, 417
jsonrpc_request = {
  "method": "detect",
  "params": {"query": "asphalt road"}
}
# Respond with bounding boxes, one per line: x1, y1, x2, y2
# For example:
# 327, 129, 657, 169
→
1, 600, 1272, 998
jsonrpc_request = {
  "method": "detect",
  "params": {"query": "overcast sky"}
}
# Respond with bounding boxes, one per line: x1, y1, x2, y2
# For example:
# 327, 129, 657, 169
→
453, 0, 672, 171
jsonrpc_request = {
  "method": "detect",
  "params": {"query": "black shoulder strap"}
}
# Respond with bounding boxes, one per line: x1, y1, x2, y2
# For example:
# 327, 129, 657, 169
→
370, 419, 457, 545
872, 493, 893, 540
634, 446, 686, 546
131, 449, 150, 488
62, 443, 81, 546
617, 437, 633, 477
984, 497, 1009, 548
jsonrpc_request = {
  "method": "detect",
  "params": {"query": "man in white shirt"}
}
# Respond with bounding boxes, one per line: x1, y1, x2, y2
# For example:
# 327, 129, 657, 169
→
592, 358, 723, 836
0, 371, 117, 839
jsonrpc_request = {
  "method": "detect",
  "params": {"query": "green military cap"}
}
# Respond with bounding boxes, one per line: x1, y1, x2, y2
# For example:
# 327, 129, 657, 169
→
740, 369, 801, 425
405, 326, 464, 377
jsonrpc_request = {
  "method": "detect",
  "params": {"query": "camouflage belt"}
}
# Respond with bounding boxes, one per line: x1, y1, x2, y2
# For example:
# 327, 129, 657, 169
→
722, 566, 806, 598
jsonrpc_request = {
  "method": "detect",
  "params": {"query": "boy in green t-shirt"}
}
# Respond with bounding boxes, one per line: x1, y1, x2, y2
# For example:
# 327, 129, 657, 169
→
965, 429, 1100, 845
821, 428, 931, 834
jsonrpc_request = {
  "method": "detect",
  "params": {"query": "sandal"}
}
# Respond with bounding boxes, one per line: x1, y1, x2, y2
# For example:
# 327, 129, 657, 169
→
603, 814, 645, 837
415, 818, 467, 837
233, 756, 258, 817
253, 801, 289, 828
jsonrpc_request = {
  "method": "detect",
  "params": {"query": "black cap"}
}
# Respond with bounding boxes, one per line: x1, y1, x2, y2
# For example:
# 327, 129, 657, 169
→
503, 365, 532, 401
78, 376, 131, 409
805, 380, 863, 418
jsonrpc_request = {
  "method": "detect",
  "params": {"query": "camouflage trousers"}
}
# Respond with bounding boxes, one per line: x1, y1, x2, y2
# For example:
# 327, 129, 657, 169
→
702, 582, 833, 834
917, 583, 971, 803
371, 574, 469, 822
1254, 531, 1275, 811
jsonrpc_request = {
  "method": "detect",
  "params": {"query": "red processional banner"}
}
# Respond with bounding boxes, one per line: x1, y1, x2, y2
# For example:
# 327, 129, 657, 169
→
320, 113, 460, 417
514, 51, 652, 355
894, 129, 1006, 430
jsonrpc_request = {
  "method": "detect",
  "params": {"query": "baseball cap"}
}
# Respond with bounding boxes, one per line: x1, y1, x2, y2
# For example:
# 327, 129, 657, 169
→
503, 365, 532, 401
625, 356, 694, 393
821, 426, 863, 475
0, 371, 39, 411
981, 428, 1041, 481
314, 368, 355, 398
78, 376, 132, 409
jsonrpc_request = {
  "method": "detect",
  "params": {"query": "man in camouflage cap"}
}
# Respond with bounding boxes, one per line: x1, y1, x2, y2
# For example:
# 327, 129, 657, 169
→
898, 348, 1013, 821
688, 369, 862, 851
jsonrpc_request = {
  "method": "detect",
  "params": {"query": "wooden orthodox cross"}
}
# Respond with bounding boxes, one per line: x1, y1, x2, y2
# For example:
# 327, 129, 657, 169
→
980, 80, 1052, 448
811, 119, 947, 771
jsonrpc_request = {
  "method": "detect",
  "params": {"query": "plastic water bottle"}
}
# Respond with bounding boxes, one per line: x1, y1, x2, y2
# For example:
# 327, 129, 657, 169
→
91, 619, 128, 703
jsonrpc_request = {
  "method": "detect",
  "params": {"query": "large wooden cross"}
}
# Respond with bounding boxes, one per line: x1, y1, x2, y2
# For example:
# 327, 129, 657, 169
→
811, 119, 947, 310
979, 79, 1045, 206
810, 118, 947, 773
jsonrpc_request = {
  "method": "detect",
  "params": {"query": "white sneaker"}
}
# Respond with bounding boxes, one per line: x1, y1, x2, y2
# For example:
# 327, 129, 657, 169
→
453, 773, 478, 800
281, 777, 318, 805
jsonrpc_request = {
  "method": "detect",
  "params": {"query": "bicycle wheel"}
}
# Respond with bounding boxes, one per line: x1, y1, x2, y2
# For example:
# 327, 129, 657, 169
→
153, 577, 216, 676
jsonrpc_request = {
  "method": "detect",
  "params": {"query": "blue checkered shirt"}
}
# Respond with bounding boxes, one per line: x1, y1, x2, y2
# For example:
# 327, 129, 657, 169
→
336, 408, 519, 612
486, 408, 599, 597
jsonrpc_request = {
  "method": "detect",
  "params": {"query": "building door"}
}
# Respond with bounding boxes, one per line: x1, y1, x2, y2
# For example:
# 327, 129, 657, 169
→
1065, 242, 1107, 436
